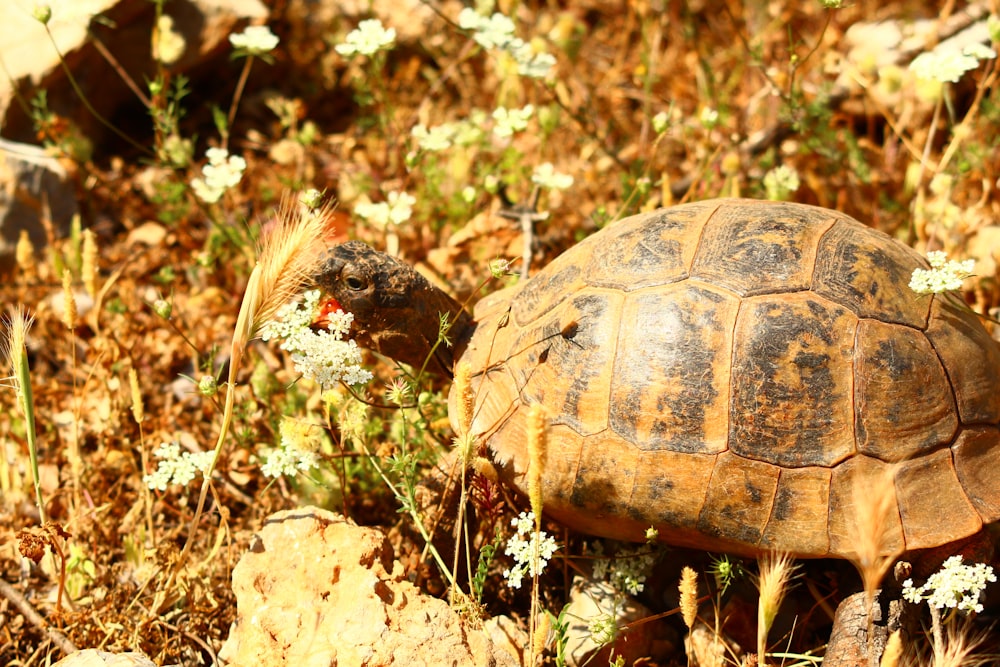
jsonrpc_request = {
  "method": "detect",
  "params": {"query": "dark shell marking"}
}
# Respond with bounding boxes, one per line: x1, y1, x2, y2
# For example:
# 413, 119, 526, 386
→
460, 199, 1000, 558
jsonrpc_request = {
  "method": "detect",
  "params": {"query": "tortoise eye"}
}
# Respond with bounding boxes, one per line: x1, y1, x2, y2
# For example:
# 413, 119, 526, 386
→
345, 275, 366, 290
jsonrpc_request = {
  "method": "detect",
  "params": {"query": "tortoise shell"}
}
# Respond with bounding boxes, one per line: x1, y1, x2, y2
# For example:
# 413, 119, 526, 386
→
453, 199, 1000, 558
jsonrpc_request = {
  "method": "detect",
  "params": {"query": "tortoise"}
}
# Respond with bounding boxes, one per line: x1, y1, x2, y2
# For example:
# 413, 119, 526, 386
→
314, 198, 1000, 560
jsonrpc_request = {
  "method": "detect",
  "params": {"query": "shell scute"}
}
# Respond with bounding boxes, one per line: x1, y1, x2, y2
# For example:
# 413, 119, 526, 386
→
813, 220, 931, 328
760, 467, 832, 556
630, 450, 716, 536
854, 319, 958, 460
585, 205, 710, 290
730, 293, 856, 467
926, 297, 1000, 424
697, 452, 780, 547
895, 448, 982, 550
610, 282, 738, 453
692, 201, 834, 296
827, 455, 904, 558
953, 426, 1000, 523
505, 291, 621, 436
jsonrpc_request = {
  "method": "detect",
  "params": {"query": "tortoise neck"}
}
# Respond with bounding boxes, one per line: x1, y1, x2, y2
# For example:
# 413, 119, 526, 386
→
369, 278, 472, 380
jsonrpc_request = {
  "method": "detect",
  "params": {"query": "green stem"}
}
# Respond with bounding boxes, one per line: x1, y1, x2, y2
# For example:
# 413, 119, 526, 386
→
15, 346, 45, 524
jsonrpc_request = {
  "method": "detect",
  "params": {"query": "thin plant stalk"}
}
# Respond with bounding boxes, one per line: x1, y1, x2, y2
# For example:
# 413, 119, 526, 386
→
360, 443, 458, 589
4, 308, 45, 523
223, 56, 255, 150
41, 25, 148, 154
174, 198, 335, 569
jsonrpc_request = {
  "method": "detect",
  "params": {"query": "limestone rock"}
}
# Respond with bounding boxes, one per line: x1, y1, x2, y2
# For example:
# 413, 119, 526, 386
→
219, 506, 515, 667
0, 0, 267, 148
0, 138, 77, 276
51, 649, 157, 667
563, 575, 671, 666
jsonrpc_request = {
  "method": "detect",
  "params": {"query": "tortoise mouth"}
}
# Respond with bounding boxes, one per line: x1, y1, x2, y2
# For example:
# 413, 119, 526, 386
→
311, 295, 349, 333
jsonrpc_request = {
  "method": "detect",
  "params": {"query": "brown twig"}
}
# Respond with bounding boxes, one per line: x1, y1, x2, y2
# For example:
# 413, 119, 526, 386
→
0, 578, 78, 657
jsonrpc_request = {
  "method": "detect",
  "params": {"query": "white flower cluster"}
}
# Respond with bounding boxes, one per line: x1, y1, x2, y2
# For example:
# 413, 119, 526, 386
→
154, 15, 186, 65
258, 290, 373, 389
229, 25, 279, 55
411, 123, 459, 152
502, 511, 559, 589
191, 147, 246, 203
260, 417, 322, 478
589, 542, 660, 596
410, 113, 487, 153
910, 42, 997, 84
335, 18, 396, 57
353, 191, 416, 227
493, 104, 534, 138
143, 441, 215, 491
531, 162, 574, 190
909, 251, 975, 294
763, 165, 800, 201
651, 111, 670, 135
457, 9, 556, 79
902, 555, 996, 614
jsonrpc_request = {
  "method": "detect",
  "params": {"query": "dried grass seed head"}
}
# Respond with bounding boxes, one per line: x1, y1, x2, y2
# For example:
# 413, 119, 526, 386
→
679, 566, 699, 629
61, 269, 77, 329
252, 196, 337, 333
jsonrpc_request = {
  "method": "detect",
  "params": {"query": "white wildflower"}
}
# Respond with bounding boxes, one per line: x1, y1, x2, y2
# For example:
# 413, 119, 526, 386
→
901, 555, 996, 614
509, 40, 556, 78
502, 511, 559, 589
153, 15, 186, 65
531, 163, 574, 190
699, 107, 719, 128
190, 147, 246, 203
763, 165, 800, 201
909, 251, 976, 294
458, 9, 555, 78
651, 111, 670, 134
258, 290, 373, 389
353, 191, 416, 227
335, 18, 396, 57
588, 541, 661, 596
144, 441, 215, 491
493, 104, 534, 138
229, 25, 279, 54
411, 123, 457, 152
459, 9, 516, 50
910, 43, 995, 84
260, 417, 323, 478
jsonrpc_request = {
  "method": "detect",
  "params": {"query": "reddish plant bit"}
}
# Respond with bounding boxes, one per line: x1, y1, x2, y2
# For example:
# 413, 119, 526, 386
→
469, 470, 506, 529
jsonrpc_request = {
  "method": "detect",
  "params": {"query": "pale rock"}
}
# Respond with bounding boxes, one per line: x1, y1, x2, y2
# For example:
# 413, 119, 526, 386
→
563, 574, 670, 666
0, 0, 267, 148
219, 506, 516, 667
51, 649, 158, 667
0, 138, 78, 275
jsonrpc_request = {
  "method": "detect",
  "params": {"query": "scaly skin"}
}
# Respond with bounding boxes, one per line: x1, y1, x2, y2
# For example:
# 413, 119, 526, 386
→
314, 241, 473, 379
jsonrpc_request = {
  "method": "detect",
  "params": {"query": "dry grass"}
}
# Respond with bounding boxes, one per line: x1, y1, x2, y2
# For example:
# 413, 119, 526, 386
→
756, 552, 798, 662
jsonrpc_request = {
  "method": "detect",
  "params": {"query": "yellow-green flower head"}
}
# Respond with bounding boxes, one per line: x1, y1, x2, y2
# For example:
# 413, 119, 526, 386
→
229, 25, 279, 54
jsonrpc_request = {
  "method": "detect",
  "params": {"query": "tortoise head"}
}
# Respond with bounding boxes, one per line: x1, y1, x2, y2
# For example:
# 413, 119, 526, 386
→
313, 241, 472, 378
